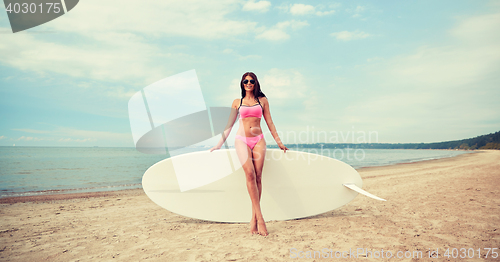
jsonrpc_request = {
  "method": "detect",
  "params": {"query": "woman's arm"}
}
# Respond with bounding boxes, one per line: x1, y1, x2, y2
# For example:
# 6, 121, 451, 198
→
209, 99, 239, 152
261, 97, 288, 152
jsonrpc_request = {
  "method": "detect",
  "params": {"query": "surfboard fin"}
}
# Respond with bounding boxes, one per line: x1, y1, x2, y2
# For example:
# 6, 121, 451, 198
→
343, 184, 386, 201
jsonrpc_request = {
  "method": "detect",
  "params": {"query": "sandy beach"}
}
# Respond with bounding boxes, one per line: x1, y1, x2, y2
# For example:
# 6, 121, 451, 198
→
1, 150, 499, 261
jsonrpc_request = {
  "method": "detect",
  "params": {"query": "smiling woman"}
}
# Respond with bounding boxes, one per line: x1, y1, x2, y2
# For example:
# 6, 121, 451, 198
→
210, 72, 288, 236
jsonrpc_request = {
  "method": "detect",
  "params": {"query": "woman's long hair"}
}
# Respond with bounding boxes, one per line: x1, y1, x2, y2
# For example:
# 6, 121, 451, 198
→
240, 72, 266, 101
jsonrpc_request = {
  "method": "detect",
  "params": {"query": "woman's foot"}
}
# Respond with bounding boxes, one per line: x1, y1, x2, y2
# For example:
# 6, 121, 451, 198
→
257, 219, 268, 236
250, 217, 258, 235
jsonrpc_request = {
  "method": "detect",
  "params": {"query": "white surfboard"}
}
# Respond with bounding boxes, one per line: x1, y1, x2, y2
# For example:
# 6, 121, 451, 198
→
142, 149, 385, 222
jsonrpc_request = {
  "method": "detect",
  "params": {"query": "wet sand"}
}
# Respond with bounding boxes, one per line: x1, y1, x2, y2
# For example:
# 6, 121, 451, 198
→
1, 150, 499, 261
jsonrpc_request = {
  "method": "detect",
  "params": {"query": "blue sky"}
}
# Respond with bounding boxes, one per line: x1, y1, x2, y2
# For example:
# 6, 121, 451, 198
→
1, 0, 499, 147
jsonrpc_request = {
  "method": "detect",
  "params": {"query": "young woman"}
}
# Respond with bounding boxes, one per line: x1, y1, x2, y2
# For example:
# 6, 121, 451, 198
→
210, 72, 288, 236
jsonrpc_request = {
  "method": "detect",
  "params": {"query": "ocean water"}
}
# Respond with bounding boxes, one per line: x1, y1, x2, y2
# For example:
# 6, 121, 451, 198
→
294, 148, 471, 168
0, 146, 472, 198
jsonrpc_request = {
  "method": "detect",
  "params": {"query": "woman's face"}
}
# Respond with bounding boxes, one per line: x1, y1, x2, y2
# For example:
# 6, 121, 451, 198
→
243, 75, 255, 92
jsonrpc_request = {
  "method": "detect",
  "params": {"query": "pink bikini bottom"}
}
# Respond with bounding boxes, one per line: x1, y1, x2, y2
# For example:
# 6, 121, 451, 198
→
235, 134, 264, 150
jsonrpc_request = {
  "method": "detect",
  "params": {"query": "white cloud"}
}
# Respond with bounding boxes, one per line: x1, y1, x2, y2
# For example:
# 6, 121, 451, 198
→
0, 30, 183, 85
222, 49, 261, 60
450, 12, 500, 44
330, 30, 371, 41
256, 20, 309, 41
258, 68, 330, 133
290, 4, 315, 15
346, 5, 366, 19
12, 128, 51, 134
16, 136, 50, 141
0, 0, 312, 88
242, 0, 271, 12
221, 78, 243, 104
277, 20, 309, 30
256, 28, 291, 41
366, 57, 383, 62
316, 10, 335, 16
220, 68, 310, 108
288, 3, 335, 16
0, 0, 261, 85
329, 3, 342, 9
238, 54, 262, 60
0, 136, 6, 140
18, 136, 33, 141
380, 45, 499, 87
260, 68, 308, 101
49, 0, 256, 39
355, 5, 365, 13
331, 12, 500, 142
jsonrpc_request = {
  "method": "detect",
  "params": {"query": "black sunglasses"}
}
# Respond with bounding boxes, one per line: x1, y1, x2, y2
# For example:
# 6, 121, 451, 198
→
243, 79, 255, 84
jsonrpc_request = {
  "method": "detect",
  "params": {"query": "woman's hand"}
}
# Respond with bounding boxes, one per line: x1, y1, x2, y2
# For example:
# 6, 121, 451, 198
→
278, 143, 288, 153
209, 145, 221, 152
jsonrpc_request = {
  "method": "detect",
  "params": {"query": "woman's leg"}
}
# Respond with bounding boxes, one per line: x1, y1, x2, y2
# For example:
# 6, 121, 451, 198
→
251, 137, 267, 235
234, 138, 261, 235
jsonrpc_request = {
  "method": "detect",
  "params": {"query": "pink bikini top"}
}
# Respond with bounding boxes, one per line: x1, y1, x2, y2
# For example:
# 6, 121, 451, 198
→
238, 98, 263, 119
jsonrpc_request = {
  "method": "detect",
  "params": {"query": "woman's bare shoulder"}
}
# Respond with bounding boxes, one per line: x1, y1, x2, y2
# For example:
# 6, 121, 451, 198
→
232, 98, 241, 108
259, 96, 269, 104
